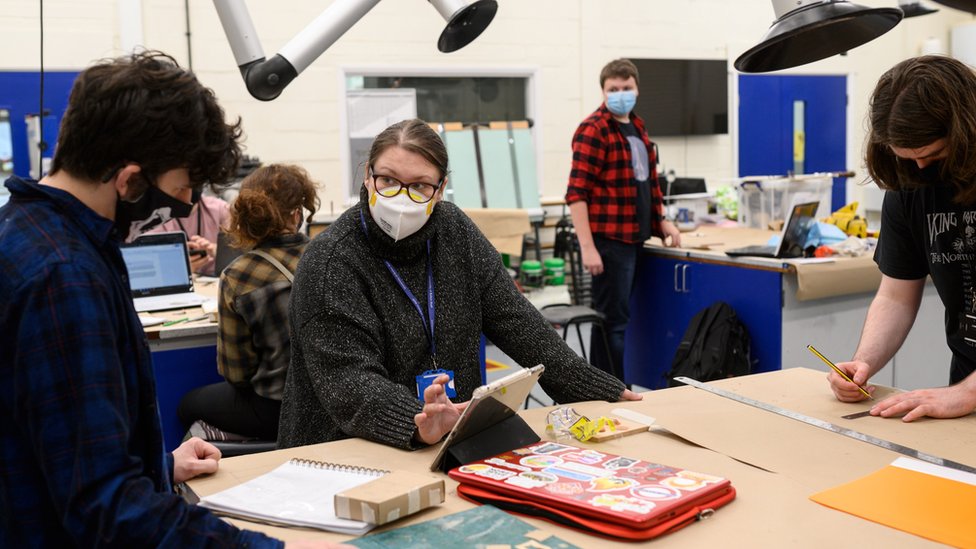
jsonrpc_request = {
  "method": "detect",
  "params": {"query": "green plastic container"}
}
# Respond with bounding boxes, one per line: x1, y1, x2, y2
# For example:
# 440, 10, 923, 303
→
544, 258, 566, 285
520, 260, 544, 288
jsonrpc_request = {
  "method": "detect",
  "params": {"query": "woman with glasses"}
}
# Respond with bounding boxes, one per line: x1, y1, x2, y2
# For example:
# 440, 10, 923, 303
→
278, 119, 640, 450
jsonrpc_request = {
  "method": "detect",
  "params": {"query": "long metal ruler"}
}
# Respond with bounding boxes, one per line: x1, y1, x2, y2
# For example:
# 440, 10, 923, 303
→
674, 376, 976, 474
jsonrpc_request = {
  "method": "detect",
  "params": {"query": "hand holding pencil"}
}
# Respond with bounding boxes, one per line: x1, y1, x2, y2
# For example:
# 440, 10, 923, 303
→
807, 345, 876, 402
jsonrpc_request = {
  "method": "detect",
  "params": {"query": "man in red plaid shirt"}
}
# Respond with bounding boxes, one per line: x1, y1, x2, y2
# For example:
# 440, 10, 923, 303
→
566, 58, 681, 381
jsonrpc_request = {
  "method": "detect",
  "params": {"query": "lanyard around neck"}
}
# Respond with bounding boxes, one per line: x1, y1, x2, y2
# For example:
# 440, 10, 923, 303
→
359, 210, 436, 359
176, 199, 204, 235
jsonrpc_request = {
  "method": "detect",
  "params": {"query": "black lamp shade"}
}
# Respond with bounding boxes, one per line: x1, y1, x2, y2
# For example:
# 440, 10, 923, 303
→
930, 0, 976, 12
437, 0, 498, 53
735, 2, 904, 73
900, 2, 939, 17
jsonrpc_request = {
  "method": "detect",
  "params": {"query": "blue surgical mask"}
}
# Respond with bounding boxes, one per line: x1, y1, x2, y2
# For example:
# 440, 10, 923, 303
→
606, 91, 637, 117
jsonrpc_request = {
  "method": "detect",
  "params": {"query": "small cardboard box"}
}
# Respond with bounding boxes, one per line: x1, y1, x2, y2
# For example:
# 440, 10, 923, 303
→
334, 471, 445, 525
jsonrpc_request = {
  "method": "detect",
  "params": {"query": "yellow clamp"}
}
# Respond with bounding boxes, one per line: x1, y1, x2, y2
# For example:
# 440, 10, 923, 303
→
568, 416, 617, 442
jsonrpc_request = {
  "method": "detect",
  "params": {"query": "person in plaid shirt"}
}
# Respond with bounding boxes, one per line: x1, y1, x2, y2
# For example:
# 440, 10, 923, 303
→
566, 58, 681, 381
179, 164, 318, 441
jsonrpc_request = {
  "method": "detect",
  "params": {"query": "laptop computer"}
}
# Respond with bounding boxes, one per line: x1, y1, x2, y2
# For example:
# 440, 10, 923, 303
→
122, 232, 211, 312
429, 365, 545, 472
725, 201, 820, 259
213, 231, 245, 275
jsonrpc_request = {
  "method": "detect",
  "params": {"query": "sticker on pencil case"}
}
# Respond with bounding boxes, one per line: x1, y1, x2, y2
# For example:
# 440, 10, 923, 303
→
661, 474, 715, 492
604, 456, 639, 470
589, 476, 638, 492
590, 494, 656, 514
631, 485, 682, 501
561, 451, 605, 465
504, 472, 557, 489
558, 461, 614, 478
458, 464, 492, 474
528, 442, 574, 454
545, 481, 585, 495
473, 466, 516, 480
485, 458, 532, 472
519, 455, 563, 469
678, 470, 724, 484
542, 467, 594, 482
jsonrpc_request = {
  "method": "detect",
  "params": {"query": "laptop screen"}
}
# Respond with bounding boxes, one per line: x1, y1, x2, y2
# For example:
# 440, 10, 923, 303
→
121, 233, 193, 297
775, 201, 820, 258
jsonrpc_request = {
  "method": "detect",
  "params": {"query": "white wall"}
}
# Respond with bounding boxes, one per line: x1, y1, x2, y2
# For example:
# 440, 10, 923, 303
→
2, 0, 973, 216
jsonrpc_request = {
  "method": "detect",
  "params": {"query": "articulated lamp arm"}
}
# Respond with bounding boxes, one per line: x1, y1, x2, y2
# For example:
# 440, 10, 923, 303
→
212, 0, 498, 101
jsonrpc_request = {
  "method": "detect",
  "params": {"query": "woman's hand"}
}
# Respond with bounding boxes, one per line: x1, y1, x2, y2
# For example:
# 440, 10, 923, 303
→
413, 375, 468, 445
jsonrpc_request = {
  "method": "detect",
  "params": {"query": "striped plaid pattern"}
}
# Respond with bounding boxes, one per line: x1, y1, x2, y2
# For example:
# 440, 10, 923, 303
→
0, 176, 278, 548
218, 233, 308, 400
566, 104, 665, 243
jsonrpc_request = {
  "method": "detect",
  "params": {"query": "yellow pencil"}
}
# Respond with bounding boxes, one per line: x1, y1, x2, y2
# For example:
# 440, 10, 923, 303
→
806, 344, 873, 400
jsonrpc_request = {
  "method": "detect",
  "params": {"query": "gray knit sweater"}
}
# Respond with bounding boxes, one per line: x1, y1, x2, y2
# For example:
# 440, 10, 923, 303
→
278, 190, 626, 450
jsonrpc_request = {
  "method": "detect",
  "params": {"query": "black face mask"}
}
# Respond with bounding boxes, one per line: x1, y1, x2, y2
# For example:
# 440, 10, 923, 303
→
114, 185, 197, 240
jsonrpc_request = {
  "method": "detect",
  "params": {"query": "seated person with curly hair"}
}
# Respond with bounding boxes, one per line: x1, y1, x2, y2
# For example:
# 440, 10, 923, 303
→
179, 164, 319, 441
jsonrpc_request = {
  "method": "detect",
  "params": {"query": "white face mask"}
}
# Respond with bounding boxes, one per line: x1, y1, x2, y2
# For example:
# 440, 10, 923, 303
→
367, 186, 436, 241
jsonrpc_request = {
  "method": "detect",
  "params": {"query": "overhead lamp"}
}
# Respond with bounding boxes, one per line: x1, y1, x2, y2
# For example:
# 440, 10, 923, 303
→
430, 0, 498, 52
212, 0, 498, 101
929, 0, 976, 11
899, 1, 939, 17
735, 0, 904, 73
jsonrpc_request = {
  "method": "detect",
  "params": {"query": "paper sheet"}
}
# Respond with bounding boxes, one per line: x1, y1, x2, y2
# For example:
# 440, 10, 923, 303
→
810, 458, 976, 547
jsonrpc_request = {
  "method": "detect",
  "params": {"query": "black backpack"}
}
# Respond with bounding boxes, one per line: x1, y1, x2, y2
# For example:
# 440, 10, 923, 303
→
667, 301, 753, 387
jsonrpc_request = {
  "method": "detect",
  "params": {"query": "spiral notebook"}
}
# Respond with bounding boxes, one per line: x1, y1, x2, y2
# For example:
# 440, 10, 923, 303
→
199, 458, 388, 535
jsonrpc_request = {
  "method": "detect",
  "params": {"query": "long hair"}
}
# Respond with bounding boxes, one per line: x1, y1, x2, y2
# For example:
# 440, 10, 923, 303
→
366, 119, 448, 181
228, 164, 319, 249
865, 55, 976, 204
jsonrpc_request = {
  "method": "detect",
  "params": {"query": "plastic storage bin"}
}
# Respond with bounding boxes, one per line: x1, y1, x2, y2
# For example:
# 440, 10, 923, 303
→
737, 175, 832, 229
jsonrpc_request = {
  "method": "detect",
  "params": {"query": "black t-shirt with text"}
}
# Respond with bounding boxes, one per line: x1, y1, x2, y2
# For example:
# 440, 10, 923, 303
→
875, 179, 976, 384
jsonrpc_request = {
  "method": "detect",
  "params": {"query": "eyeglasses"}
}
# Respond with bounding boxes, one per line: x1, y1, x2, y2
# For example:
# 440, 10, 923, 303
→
368, 169, 443, 204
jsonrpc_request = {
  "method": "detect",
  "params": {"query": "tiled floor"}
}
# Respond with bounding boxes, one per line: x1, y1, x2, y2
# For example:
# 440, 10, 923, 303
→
485, 323, 648, 409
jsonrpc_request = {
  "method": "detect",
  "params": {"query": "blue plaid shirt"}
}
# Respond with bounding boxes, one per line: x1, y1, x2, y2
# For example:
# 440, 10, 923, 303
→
0, 176, 281, 548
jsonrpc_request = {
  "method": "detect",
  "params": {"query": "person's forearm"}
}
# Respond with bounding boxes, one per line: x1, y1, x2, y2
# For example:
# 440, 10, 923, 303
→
568, 201, 595, 249
853, 279, 924, 377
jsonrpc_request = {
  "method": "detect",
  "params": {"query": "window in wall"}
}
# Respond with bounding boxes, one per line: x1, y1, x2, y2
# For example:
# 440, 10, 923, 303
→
353, 76, 528, 125
343, 74, 532, 200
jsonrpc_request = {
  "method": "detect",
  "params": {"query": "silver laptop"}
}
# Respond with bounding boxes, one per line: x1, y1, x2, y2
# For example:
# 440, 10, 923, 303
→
122, 232, 210, 312
725, 201, 820, 259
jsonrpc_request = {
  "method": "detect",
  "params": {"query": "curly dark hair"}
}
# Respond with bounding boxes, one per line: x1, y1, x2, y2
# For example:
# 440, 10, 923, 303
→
50, 50, 243, 191
866, 55, 976, 204
228, 164, 320, 250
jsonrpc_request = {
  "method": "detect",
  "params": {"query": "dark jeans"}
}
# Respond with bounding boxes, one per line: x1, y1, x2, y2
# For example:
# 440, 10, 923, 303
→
589, 235, 641, 382
178, 382, 281, 441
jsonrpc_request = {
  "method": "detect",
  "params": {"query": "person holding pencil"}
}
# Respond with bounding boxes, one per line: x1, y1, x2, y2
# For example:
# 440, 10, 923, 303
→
827, 55, 976, 422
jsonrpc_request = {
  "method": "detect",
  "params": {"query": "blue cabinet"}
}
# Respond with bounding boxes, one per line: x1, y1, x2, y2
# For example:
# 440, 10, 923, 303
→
151, 346, 223, 451
623, 254, 784, 389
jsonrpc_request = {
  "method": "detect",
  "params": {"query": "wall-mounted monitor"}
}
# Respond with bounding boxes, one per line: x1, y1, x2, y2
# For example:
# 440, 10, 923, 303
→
629, 59, 728, 137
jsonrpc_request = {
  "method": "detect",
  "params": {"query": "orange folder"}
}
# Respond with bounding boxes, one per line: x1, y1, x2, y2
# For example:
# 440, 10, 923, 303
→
810, 458, 976, 547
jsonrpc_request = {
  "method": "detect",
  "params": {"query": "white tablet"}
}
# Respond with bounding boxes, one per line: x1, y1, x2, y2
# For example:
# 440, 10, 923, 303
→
429, 364, 545, 472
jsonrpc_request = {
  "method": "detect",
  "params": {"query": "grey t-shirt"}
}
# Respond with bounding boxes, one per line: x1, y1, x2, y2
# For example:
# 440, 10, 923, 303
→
618, 121, 652, 241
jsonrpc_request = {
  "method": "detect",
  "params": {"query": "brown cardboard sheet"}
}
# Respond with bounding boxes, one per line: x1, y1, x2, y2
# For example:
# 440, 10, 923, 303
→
187, 375, 946, 547
461, 208, 531, 256
791, 256, 881, 301
637, 368, 976, 492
